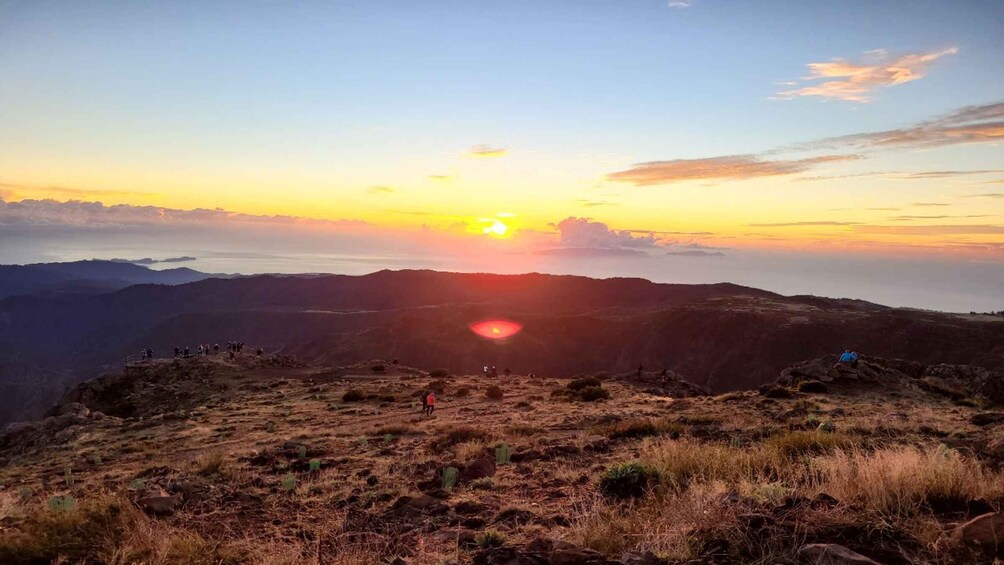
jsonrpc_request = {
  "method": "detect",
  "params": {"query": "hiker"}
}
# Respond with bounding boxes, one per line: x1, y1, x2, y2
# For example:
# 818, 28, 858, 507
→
837, 350, 859, 368
198, 345, 204, 356
174, 346, 180, 358
503, 367, 512, 378
148, 348, 154, 359
184, 346, 189, 357
214, 343, 220, 355
256, 348, 263, 356
637, 364, 644, 377
424, 391, 436, 416
660, 369, 669, 388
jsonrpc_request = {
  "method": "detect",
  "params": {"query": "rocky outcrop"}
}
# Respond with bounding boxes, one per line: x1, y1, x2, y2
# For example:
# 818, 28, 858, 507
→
1, 402, 110, 454
775, 355, 1004, 404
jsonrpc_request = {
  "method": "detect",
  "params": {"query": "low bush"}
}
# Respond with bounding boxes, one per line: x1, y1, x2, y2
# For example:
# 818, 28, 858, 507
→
370, 365, 385, 373
475, 531, 506, 549
764, 430, 850, 456
342, 389, 366, 402
431, 426, 490, 449
429, 368, 450, 378
578, 386, 610, 402
455, 386, 471, 397
568, 376, 602, 391
600, 463, 661, 499
485, 385, 504, 400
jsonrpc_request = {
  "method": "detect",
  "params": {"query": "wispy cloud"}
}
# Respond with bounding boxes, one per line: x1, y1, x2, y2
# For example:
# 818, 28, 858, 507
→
666, 250, 724, 257
748, 221, 859, 227
775, 47, 958, 102
607, 154, 858, 186
802, 101, 1004, 150
667, 0, 692, 7
427, 174, 452, 181
962, 193, 1003, 199
468, 145, 508, 158
367, 185, 395, 194
889, 215, 990, 221
911, 202, 949, 207
0, 181, 155, 199
854, 224, 1004, 235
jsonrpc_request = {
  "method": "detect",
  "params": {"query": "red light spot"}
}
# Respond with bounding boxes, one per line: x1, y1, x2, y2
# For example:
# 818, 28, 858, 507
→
470, 319, 522, 340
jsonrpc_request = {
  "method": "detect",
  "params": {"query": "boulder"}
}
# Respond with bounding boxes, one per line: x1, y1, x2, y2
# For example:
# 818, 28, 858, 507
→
797, 544, 882, 564
951, 512, 1004, 556
463, 456, 497, 482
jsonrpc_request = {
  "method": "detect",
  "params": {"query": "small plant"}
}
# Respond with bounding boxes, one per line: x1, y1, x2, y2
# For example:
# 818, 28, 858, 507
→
358, 437, 369, 449
64, 468, 74, 487
600, 462, 661, 500
47, 495, 76, 512
470, 477, 495, 491
455, 386, 471, 397
91, 454, 102, 465
342, 389, 366, 402
18, 487, 32, 499
309, 459, 321, 472
485, 385, 504, 400
265, 421, 278, 433
281, 474, 296, 490
129, 479, 146, 490
297, 445, 307, 459
475, 531, 505, 549
495, 444, 512, 465
816, 420, 835, 433
730, 435, 742, 448
442, 466, 459, 490
383, 433, 393, 443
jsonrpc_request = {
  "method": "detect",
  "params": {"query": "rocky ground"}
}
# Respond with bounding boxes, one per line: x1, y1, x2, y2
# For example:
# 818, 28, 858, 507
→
0, 354, 1002, 564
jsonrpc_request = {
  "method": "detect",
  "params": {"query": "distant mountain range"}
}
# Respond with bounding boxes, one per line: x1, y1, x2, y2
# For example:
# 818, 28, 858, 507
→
0, 259, 227, 300
1, 262, 1002, 424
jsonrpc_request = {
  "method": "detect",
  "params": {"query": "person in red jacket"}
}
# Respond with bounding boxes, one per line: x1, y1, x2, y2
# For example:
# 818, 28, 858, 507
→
424, 391, 436, 416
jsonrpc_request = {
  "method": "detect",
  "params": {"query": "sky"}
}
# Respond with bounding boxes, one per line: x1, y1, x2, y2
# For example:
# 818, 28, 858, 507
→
1, 0, 1002, 311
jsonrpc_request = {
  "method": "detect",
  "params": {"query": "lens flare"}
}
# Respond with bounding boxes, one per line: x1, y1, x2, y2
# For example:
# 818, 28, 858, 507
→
470, 319, 522, 340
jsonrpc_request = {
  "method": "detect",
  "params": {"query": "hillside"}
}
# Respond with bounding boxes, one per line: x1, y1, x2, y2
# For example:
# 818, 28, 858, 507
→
0, 260, 226, 300
0, 354, 1001, 564
1, 269, 1003, 424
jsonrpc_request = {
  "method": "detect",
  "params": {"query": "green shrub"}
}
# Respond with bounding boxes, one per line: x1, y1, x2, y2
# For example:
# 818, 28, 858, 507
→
342, 389, 366, 402
600, 463, 661, 499
568, 376, 602, 391
475, 531, 506, 548
578, 386, 610, 402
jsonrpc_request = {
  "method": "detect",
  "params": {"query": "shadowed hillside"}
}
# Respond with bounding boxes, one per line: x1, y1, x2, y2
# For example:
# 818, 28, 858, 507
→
1, 269, 1002, 424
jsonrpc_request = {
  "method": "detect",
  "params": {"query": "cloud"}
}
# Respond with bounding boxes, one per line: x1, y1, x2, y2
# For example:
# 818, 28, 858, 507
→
367, 186, 395, 194
667, 0, 692, 7
666, 250, 724, 257
889, 215, 990, 221
550, 217, 662, 249
962, 193, 1003, 199
427, 175, 452, 181
775, 47, 958, 102
607, 154, 858, 186
534, 247, 648, 257
109, 256, 197, 265
468, 145, 508, 158
0, 197, 369, 230
911, 202, 949, 207
748, 221, 859, 227
854, 224, 1004, 235
802, 101, 1004, 150
0, 182, 156, 200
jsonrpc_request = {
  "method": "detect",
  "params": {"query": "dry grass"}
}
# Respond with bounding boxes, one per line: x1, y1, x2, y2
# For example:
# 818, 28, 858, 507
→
638, 438, 790, 489
811, 444, 1004, 517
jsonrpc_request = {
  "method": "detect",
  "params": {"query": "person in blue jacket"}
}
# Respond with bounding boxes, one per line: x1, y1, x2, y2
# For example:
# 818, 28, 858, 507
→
838, 350, 860, 368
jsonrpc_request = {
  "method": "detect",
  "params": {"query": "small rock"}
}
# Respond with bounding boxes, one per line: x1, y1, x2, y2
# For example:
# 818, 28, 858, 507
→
137, 487, 183, 514
463, 456, 497, 482
797, 543, 882, 565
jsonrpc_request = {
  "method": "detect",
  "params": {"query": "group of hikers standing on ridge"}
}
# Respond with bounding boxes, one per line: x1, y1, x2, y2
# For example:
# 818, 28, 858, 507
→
138, 340, 265, 363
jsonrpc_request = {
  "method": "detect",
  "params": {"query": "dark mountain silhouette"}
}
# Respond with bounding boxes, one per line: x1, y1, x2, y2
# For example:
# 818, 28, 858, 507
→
0, 260, 226, 300
1, 268, 1002, 424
